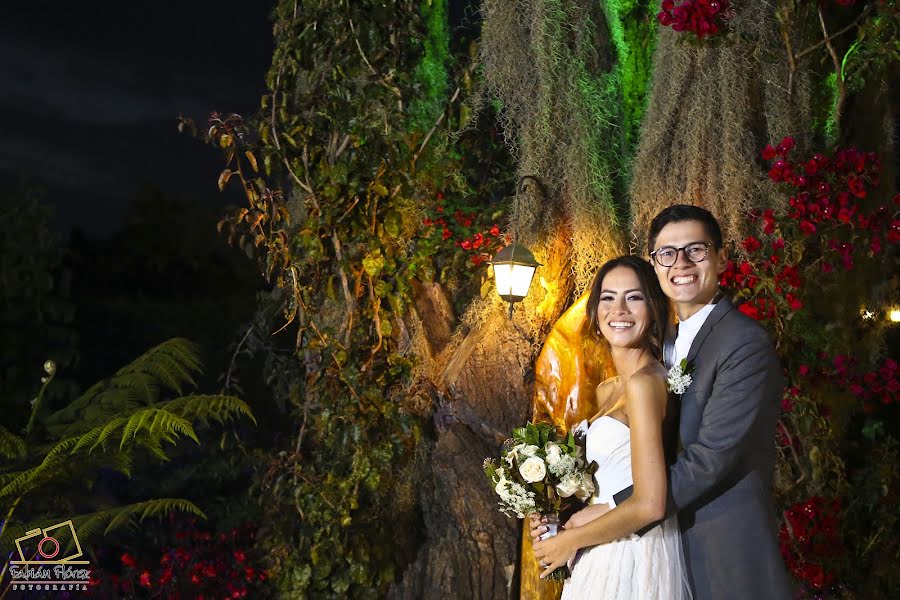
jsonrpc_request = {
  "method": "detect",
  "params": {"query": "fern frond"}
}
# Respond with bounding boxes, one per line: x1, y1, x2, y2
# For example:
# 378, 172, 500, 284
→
115, 338, 202, 397
44, 338, 203, 438
0, 425, 26, 460
163, 395, 256, 427
2, 499, 206, 553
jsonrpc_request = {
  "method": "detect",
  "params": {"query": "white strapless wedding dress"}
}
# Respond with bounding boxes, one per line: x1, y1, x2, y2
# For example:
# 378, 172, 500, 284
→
560, 417, 691, 600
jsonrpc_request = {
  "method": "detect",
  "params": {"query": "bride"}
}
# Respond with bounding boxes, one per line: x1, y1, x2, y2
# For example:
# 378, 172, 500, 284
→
530, 255, 691, 599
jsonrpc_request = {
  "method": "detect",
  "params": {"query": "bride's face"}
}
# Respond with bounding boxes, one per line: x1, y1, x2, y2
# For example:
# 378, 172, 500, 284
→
595, 266, 651, 350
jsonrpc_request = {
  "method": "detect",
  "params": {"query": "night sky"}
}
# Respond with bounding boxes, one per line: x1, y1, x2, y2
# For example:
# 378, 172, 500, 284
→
0, 0, 274, 237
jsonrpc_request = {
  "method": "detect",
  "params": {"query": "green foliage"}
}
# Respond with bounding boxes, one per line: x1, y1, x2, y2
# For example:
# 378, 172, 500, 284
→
0, 338, 253, 564
0, 183, 78, 428
601, 0, 658, 153
409, 0, 451, 131
43, 337, 203, 438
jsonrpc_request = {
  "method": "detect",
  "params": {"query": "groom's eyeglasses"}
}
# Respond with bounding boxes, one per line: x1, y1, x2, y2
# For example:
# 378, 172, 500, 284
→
650, 242, 713, 267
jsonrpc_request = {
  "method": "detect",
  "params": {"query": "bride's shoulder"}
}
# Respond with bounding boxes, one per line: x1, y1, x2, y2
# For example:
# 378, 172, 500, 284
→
625, 365, 668, 395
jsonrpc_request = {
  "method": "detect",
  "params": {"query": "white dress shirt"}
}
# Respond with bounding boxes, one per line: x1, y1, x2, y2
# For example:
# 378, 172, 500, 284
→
669, 302, 717, 368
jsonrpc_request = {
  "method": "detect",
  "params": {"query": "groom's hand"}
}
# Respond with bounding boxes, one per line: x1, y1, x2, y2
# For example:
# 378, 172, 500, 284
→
528, 513, 548, 543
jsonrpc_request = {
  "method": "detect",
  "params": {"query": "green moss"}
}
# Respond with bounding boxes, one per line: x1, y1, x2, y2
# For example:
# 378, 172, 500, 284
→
601, 0, 658, 154
409, 0, 451, 132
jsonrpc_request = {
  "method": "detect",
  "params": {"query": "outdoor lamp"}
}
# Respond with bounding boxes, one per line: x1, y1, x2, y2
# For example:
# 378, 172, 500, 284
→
491, 244, 541, 319
490, 175, 545, 319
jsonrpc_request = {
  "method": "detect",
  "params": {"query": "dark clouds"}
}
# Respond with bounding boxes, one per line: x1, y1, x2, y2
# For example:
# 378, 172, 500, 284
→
0, 1, 273, 236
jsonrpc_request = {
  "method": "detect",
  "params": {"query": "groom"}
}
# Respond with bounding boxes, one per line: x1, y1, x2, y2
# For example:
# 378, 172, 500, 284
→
630, 205, 791, 598
532, 205, 791, 598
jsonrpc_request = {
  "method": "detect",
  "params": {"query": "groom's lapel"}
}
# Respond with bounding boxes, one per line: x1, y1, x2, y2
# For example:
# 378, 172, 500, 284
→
686, 297, 734, 364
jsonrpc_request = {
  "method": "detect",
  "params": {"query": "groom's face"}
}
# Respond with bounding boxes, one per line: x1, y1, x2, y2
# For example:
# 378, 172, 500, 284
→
651, 219, 726, 319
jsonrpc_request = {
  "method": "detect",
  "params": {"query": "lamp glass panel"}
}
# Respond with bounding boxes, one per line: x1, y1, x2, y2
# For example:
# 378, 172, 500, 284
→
494, 263, 536, 298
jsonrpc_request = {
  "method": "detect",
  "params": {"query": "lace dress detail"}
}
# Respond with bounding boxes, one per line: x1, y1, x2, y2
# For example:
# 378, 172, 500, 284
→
560, 417, 692, 600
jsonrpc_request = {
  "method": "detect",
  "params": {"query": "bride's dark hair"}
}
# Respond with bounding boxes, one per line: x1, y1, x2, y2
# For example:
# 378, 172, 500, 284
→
586, 256, 672, 360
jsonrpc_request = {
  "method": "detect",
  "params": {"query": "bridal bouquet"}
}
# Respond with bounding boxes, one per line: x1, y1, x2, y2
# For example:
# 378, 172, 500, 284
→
483, 421, 595, 581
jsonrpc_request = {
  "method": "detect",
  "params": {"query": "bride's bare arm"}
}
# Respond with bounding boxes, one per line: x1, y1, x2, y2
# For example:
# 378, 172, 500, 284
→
532, 373, 668, 576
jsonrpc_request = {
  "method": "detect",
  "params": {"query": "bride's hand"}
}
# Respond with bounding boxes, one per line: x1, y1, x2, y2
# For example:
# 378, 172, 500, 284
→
564, 503, 611, 530
528, 512, 549, 543
532, 529, 579, 579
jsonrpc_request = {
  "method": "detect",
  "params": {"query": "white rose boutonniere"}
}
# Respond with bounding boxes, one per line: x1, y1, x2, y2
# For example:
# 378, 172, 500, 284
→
667, 358, 696, 394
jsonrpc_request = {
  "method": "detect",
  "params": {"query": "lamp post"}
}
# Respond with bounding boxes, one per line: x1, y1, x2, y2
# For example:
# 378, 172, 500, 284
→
490, 176, 544, 319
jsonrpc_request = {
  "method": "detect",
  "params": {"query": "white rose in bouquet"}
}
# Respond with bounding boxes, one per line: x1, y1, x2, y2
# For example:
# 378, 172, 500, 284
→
544, 442, 562, 467
555, 474, 581, 498
520, 444, 540, 457
574, 472, 595, 501
518, 456, 548, 483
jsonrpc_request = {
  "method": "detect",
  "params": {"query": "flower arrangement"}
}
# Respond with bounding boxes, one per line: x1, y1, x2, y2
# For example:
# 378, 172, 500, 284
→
719, 137, 898, 327
779, 496, 844, 593
87, 518, 269, 599
483, 421, 596, 581
656, 0, 734, 40
666, 358, 695, 394
419, 192, 508, 268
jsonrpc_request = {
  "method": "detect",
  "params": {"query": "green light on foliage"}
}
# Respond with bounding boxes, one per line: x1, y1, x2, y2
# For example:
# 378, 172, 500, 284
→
824, 71, 838, 141
409, 0, 451, 132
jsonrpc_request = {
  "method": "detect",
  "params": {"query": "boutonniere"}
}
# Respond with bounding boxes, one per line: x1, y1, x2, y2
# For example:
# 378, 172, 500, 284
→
667, 359, 696, 394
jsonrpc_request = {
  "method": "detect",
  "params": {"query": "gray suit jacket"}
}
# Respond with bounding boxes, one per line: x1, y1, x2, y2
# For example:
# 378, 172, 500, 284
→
616, 298, 792, 599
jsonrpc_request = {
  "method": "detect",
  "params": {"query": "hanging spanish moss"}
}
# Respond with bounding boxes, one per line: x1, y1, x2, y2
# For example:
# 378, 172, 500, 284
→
477, 0, 633, 294
629, 3, 814, 250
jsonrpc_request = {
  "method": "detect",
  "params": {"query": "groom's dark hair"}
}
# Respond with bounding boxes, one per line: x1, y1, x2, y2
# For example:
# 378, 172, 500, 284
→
647, 204, 723, 254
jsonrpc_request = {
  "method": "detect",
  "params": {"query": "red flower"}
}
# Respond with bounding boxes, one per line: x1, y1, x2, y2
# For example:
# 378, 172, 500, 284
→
441, 228, 452, 240
461, 239, 472, 250
761, 144, 777, 160
741, 236, 762, 252
763, 209, 776, 234
847, 176, 867, 198
738, 302, 760, 320
786, 293, 802, 311
139, 570, 152, 588
121, 553, 137, 568
422, 218, 432, 226
771, 237, 785, 251
489, 224, 501, 237
776, 136, 795, 155
798, 220, 816, 235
